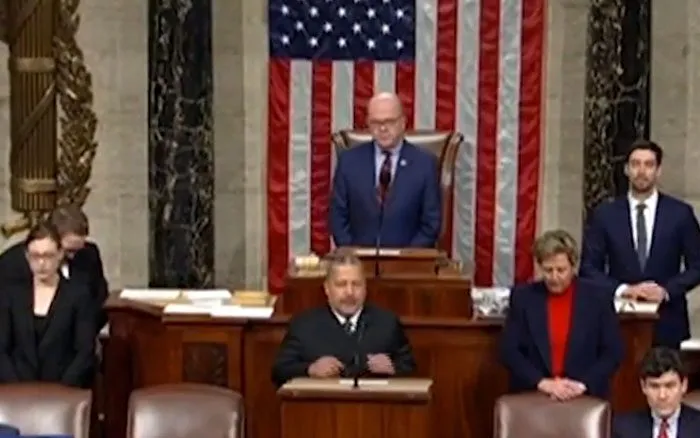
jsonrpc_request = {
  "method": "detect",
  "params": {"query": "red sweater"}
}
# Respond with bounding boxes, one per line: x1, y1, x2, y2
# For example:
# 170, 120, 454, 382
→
547, 283, 575, 377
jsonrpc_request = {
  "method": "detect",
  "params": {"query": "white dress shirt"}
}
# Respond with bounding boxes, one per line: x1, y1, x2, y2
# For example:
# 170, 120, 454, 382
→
652, 407, 680, 438
331, 308, 362, 333
60, 263, 70, 279
615, 190, 659, 298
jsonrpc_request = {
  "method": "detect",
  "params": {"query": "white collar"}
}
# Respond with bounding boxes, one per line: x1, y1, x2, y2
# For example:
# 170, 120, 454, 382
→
331, 307, 362, 327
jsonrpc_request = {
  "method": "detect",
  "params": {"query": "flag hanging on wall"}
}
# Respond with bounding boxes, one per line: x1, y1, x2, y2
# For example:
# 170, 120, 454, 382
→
266, 0, 545, 292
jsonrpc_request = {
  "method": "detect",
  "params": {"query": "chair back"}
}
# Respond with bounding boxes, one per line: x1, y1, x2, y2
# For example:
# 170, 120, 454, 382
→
127, 383, 244, 438
0, 383, 91, 438
494, 392, 611, 438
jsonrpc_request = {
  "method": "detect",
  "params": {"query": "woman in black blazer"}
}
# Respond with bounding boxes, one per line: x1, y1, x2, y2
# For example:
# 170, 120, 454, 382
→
0, 221, 96, 387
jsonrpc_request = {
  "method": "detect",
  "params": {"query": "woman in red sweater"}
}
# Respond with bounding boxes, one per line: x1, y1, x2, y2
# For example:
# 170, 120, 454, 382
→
499, 229, 624, 400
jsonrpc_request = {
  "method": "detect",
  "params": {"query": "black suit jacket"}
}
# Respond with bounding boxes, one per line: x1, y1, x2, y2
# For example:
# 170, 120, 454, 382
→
0, 241, 109, 328
271, 304, 416, 387
613, 404, 700, 437
0, 276, 97, 387
499, 277, 624, 398
0, 424, 18, 435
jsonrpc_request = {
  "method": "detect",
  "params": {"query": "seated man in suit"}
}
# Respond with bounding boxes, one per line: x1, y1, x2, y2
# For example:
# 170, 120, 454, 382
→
271, 249, 416, 387
580, 140, 700, 348
500, 229, 624, 400
0, 205, 109, 330
329, 92, 442, 248
613, 347, 700, 437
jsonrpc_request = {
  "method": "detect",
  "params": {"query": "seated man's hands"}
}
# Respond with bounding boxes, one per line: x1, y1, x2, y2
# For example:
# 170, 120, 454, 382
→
367, 354, 395, 375
308, 356, 344, 378
537, 378, 586, 401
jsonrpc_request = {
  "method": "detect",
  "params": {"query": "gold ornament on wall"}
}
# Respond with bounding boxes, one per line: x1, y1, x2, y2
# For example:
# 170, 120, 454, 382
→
0, 0, 98, 237
54, 0, 98, 207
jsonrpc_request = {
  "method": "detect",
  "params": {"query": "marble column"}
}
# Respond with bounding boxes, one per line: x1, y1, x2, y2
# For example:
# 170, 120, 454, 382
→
583, 0, 651, 216
148, 0, 214, 288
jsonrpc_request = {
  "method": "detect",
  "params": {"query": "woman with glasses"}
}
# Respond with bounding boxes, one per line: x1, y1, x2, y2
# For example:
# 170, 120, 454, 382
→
0, 221, 96, 387
500, 229, 624, 400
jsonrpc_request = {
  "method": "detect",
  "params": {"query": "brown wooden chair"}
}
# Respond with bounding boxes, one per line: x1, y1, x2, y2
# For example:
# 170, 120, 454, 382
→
331, 130, 462, 252
0, 383, 91, 438
494, 392, 611, 438
127, 383, 244, 438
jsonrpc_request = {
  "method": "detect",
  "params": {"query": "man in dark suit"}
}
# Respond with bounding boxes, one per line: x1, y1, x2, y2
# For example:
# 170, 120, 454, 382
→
613, 347, 700, 437
329, 92, 441, 248
0, 205, 109, 329
580, 140, 700, 347
0, 424, 18, 435
271, 249, 416, 387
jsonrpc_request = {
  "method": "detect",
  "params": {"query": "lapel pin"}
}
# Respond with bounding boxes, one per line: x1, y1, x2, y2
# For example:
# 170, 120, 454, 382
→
400, 159, 407, 167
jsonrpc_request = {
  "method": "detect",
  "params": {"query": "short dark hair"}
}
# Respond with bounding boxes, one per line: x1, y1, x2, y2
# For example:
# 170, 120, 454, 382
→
49, 204, 89, 236
626, 139, 663, 166
24, 221, 62, 249
639, 347, 686, 380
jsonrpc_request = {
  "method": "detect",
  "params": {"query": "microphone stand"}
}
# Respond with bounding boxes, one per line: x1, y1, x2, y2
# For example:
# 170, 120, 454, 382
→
374, 197, 385, 278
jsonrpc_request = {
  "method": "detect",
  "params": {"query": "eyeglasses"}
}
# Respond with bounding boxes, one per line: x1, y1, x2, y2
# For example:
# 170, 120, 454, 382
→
26, 252, 60, 263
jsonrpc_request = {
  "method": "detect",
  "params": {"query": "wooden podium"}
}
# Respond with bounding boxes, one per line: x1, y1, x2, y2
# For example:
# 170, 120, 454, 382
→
278, 378, 433, 438
284, 248, 473, 318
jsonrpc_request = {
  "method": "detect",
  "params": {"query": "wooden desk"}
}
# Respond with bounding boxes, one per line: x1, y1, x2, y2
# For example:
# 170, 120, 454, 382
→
104, 298, 654, 438
279, 378, 432, 438
283, 274, 472, 318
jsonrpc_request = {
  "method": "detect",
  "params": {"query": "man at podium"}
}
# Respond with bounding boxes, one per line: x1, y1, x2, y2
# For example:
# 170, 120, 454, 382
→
271, 250, 416, 387
329, 92, 441, 248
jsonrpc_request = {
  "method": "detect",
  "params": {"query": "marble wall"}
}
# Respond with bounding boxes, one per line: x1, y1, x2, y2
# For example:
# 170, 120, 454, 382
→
148, 0, 214, 288
651, 0, 700, 331
582, 0, 651, 216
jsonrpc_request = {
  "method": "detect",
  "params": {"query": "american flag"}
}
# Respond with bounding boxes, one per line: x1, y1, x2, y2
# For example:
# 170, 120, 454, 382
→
266, 0, 545, 292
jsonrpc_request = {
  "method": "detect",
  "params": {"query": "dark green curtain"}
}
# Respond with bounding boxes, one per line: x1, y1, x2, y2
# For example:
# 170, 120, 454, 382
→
583, 0, 651, 218
148, 0, 214, 287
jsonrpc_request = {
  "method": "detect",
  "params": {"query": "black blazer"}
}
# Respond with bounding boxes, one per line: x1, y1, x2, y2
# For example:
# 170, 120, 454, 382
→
0, 241, 109, 328
499, 277, 624, 398
271, 304, 416, 387
613, 404, 700, 437
0, 424, 18, 435
0, 276, 97, 387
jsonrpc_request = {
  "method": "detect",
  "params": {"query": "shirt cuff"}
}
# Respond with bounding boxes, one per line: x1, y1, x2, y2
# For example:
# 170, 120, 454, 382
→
614, 284, 629, 298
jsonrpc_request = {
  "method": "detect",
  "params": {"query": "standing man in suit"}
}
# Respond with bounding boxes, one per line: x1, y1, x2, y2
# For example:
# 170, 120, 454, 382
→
580, 140, 700, 347
613, 347, 700, 437
329, 92, 441, 248
271, 249, 416, 387
0, 205, 109, 329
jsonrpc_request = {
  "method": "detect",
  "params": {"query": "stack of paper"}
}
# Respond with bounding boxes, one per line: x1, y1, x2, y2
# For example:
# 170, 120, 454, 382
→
614, 299, 659, 314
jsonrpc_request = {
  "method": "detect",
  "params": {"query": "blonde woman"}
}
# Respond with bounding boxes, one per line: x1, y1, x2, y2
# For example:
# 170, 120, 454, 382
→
500, 230, 623, 400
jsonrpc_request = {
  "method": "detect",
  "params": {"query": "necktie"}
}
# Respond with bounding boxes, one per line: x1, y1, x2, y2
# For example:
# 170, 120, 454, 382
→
657, 418, 668, 438
636, 203, 648, 268
378, 151, 392, 201
342, 318, 354, 334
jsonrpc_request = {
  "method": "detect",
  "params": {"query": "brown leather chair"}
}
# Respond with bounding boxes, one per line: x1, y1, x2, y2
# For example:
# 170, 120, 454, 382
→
127, 383, 244, 438
494, 392, 611, 438
684, 390, 700, 409
0, 383, 91, 437
332, 130, 462, 252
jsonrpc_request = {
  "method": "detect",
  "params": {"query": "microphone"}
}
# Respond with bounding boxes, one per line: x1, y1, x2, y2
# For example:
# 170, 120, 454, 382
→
375, 171, 391, 277
352, 320, 366, 389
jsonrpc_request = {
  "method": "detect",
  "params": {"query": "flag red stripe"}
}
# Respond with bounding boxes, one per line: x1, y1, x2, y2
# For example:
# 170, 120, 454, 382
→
515, 0, 545, 283
474, 0, 500, 287
353, 61, 375, 128
310, 62, 333, 257
266, 59, 291, 293
435, 0, 458, 254
395, 62, 415, 130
